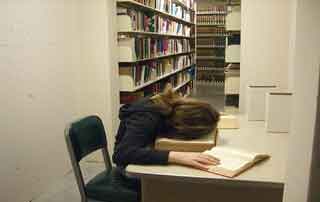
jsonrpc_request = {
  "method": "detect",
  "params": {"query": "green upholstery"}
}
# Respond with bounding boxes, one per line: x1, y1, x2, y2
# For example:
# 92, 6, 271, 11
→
69, 116, 108, 162
65, 115, 140, 202
86, 169, 139, 202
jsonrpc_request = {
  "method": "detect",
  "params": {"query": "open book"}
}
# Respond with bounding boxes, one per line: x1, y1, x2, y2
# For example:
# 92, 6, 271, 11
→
203, 146, 270, 178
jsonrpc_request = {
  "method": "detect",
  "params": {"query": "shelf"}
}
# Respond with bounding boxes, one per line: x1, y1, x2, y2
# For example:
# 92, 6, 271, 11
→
119, 51, 194, 63
197, 24, 225, 27
197, 34, 228, 38
174, 79, 192, 91
118, 31, 192, 39
197, 56, 225, 60
197, 45, 225, 49
117, 0, 195, 26
198, 67, 225, 71
120, 64, 195, 92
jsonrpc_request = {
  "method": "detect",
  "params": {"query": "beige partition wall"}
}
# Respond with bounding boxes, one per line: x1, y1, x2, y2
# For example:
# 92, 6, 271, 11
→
283, 0, 320, 201
0, 1, 119, 201
240, 0, 292, 112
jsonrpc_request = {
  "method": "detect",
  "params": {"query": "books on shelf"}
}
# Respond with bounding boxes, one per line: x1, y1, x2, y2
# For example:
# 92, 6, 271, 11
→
117, 0, 195, 104
119, 55, 194, 91
118, 37, 191, 62
120, 73, 194, 104
203, 146, 270, 178
197, 26, 225, 34
197, 37, 225, 47
158, 1, 192, 21
197, 5, 226, 15
198, 66, 224, 71
197, 15, 225, 25
156, 0, 195, 12
124, 0, 194, 21
117, 7, 191, 36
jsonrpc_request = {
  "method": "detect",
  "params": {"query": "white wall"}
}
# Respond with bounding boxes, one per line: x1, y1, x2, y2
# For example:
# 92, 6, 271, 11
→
240, 0, 292, 112
0, 0, 118, 201
283, 0, 320, 201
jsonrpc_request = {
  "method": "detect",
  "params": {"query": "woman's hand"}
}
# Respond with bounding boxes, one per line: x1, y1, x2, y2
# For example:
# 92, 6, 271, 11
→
168, 151, 220, 171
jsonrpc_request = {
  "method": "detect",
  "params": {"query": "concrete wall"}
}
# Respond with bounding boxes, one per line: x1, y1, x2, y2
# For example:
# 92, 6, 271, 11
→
0, 0, 118, 201
283, 0, 320, 201
240, 0, 292, 112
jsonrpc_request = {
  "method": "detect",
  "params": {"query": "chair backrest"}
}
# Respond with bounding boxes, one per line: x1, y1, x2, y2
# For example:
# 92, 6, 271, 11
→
65, 115, 112, 202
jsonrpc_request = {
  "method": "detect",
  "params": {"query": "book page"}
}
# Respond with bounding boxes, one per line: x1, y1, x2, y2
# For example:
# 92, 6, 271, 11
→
205, 146, 257, 161
204, 150, 252, 171
212, 154, 249, 171
204, 147, 265, 172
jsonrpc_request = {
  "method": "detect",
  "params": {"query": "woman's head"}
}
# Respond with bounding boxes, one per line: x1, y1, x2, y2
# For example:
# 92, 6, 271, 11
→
151, 84, 220, 139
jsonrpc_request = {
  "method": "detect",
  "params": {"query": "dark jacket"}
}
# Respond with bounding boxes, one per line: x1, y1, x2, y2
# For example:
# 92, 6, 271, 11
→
112, 97, 170, 167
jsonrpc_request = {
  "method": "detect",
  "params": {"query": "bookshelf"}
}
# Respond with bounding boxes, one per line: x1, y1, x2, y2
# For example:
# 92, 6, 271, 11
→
224, 4, 241, 107
118, 31, 193, 39
117, 0, 195, 25
117, 0, 196, 104
120, 64, 194, 92
196, 4, 227, 84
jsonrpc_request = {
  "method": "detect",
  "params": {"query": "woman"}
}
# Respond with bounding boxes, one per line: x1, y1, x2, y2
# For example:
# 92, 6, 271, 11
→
113, 85, 221, 171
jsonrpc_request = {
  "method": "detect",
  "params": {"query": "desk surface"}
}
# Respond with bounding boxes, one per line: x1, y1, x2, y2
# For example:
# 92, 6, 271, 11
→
127, 115, 288, 187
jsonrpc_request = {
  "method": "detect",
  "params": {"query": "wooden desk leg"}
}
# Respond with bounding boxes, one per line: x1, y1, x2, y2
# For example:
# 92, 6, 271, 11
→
141, 178, 283, 202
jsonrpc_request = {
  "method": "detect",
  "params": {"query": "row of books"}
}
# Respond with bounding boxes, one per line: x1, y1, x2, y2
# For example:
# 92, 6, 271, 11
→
119, 55, 194, 89
197, 71, 225, 82
197, 61, 225, 68
197, 27, 226, 35
118, 37, 191, 62
133, 0, 194, 22
197, 66, 225, 71
117, 8, 191, 36
155, 0, 194, 11
197, 6, 227, 15
197, 49, 225, 58
197, 15, 225, 25
120, 71, 194, 104
197, 80, 225, 87
197, 38, 226, 47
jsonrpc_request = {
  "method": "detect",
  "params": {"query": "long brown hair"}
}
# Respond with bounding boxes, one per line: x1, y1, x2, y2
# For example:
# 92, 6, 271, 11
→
151, 85, 220, 139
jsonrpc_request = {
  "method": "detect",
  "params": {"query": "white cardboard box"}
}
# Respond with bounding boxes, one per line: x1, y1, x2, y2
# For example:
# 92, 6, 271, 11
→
265, 92, 292, 133
247, 85, 277, 121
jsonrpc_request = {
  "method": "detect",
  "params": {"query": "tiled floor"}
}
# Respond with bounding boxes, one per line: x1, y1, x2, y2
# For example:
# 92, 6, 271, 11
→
33, 163, 105, 202
33, 85, 238, 202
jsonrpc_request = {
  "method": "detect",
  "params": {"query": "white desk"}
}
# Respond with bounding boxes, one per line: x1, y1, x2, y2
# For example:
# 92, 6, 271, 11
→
127, 116, 288, 202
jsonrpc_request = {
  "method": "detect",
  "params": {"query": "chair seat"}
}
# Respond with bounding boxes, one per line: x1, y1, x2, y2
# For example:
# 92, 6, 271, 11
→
86, 168, 140, 202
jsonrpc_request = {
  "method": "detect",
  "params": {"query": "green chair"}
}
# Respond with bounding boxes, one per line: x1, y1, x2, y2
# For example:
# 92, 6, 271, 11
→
65, 115, 140, 202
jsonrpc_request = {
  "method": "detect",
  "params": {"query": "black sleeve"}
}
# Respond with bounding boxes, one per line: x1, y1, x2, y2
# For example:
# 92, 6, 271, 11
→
113, 112, 169, 166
